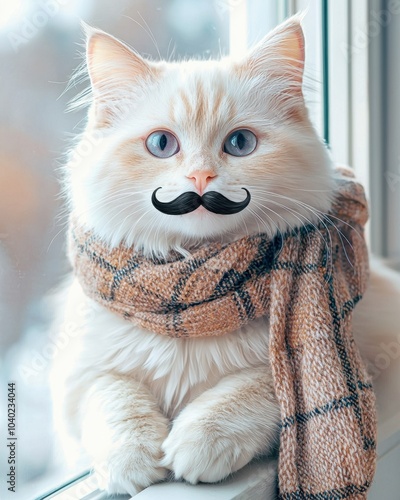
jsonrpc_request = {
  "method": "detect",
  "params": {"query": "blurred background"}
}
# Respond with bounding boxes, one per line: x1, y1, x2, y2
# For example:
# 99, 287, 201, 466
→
0, 0, 399, 499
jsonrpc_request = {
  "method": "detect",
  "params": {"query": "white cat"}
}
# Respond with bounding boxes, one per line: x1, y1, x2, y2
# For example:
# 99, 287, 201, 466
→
51, 17, 400, 495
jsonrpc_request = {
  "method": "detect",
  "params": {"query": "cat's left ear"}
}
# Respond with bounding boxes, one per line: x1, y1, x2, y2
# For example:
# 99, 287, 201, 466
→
239, 16, 305, 90
83, 24, 161, 127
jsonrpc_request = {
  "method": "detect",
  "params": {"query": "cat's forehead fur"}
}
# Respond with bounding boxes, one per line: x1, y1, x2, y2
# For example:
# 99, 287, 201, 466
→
165, 64, 238, 139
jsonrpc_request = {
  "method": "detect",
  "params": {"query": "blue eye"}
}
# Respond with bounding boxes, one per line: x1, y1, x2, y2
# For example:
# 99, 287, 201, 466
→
146, 131, 180, 158
223, 129, 257, 157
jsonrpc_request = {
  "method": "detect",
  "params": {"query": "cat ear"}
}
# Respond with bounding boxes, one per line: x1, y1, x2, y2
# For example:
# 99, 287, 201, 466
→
84, 24, 159, 126
239, 16, 305, 89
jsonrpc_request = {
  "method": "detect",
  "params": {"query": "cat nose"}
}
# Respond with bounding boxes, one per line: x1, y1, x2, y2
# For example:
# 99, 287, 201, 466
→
187, 170, 217, 194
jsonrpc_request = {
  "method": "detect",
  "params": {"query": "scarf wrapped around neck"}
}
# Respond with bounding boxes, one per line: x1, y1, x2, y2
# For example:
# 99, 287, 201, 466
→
69, 166, 376, 499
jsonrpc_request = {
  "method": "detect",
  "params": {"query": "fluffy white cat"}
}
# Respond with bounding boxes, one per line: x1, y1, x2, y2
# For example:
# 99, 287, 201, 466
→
51, 17, 400, 495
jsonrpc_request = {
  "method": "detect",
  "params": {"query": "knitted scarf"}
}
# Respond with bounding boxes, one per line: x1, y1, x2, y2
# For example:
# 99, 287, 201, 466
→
69, 166, 376, 499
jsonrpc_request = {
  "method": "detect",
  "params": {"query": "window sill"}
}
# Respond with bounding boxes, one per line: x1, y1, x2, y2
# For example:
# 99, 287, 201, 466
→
42, 432, 400, 500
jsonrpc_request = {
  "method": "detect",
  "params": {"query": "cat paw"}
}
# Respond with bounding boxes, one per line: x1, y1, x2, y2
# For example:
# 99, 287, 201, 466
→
81, 377, 172, 495
93, 448, 168, 496
82, 408, 169, 495
161, 411, 255, 484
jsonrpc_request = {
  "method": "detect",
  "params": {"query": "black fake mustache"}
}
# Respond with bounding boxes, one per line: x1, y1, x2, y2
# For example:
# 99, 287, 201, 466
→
152, 188, 251, 215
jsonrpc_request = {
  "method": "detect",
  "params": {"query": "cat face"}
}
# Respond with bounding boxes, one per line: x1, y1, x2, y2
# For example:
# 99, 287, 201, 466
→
68, 17, 334, 256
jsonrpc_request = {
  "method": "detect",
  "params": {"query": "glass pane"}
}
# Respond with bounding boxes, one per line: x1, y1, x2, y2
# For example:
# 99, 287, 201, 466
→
0, 4, 229, 498
0, 1, 325, 498
293, 0, 325, 138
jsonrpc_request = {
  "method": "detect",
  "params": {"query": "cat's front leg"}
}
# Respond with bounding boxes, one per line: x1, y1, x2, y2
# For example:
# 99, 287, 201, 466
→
81, 373, 169, 496
161, 366, 280, 484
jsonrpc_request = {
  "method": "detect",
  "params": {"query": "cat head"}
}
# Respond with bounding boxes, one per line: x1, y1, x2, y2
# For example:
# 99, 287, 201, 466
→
67, 16, 334, 257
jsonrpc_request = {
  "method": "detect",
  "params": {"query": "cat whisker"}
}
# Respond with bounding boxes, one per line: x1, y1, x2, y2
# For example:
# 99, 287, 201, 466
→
80, 188, 154, 214
269, 193, 356, 257
251, 195, 331, 252
255, 191, 354, 273
142, 212, 161, 251
247, 184, 334, 193
251, 199, 297, 235
127, 208, 154, 240
246, 207, 286, 257
96, 204, 149, 242
239, 209, 253, 236
251, 194, 334, 276
46, 222, 70, 253
247, 205, 277, 236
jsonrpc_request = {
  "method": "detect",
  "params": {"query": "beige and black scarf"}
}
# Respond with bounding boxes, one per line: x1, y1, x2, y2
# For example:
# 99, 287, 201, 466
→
69, 167, 377, 499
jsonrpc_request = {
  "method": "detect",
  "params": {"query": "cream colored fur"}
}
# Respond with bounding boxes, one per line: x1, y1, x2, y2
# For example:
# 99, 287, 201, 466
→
51, 17, 400, 495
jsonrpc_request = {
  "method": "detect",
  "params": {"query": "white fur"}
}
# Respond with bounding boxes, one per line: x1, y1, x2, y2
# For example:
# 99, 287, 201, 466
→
52, 18, 400, 495
51, 278, 280, 492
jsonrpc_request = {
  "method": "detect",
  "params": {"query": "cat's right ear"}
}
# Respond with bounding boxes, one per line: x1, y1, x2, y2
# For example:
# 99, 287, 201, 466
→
84, 24, 159, 127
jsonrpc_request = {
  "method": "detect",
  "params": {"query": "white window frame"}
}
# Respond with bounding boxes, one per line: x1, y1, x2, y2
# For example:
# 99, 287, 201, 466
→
294, 0, 391, 259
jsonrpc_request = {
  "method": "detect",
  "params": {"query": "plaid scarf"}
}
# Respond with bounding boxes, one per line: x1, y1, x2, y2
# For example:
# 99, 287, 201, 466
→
69, 166, 376, 499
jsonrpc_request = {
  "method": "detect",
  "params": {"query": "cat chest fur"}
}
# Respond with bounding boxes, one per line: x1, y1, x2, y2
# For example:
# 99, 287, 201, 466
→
66, 278, 271, 418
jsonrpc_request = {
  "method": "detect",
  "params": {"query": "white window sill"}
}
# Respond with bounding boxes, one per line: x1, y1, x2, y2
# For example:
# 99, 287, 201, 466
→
43, 430, 400, 500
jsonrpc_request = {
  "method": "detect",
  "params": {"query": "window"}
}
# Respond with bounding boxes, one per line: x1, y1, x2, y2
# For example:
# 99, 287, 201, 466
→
1, 1, 398, 499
